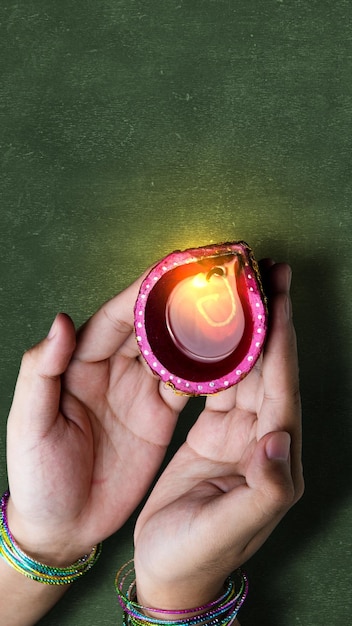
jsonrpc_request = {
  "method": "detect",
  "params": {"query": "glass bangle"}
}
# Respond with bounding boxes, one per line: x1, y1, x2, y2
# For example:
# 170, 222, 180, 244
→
115, 560, 248, 626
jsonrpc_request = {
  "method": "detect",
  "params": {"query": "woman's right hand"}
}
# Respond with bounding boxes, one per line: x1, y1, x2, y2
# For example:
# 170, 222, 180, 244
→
134, 261, 304, 615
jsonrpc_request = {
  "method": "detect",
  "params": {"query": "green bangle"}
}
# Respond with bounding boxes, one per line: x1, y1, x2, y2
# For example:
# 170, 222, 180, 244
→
0, 490, 102, 585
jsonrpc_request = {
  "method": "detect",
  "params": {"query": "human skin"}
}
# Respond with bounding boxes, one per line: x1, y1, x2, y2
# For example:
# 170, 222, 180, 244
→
0, 261, 303, 625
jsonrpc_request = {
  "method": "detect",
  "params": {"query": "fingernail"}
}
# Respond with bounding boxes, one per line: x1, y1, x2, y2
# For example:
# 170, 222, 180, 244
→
47, 315, 59, 339
266, 432, 291, 461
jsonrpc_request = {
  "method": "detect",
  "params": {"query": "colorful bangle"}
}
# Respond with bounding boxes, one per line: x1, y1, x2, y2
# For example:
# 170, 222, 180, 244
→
115, 560, 248, 625
0, 490, 102, 585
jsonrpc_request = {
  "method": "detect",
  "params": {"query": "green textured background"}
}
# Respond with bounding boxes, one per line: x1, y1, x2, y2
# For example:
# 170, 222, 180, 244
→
0, 1, 351, 624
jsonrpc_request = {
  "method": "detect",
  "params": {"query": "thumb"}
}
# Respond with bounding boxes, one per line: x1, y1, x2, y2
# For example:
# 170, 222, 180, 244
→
8, 313, 76, 436
219, 432, 295, 541
246, 431, 295, 518
210, 431, 296, 566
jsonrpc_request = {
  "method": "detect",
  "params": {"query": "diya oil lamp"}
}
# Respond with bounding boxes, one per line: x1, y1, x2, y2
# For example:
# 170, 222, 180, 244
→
134, 241, 267, 395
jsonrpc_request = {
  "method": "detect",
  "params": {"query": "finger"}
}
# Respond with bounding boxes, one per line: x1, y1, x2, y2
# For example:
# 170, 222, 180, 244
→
236, 263, 294, 415
119, 331, 142, 359
158, 380, 190, 414
263, 261, 292, 297
259, 264, 301, 434
242, 431, 304, 548
120, 338, 190, 415
258, 257, 275, 279
8, 313, 76, 435
203, 431, 300, 567
74, 269, 152, 362
116, 327, 190, 414
74, 278, 141, 362
256, 264, 303, 490
204, 385, 238, 413
262, 294, 299, 404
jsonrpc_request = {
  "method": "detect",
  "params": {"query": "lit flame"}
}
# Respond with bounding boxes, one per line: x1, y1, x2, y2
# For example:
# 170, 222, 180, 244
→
195, 273, 237, 328
191, 273, 208, 289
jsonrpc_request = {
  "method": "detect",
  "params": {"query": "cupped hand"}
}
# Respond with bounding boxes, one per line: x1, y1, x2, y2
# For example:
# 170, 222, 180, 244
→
6, 273, 188, 565
134, 262, 304, 610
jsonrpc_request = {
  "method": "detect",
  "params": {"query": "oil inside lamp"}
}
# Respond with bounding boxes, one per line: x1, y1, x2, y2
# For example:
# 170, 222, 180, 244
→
166, 257, 244, 362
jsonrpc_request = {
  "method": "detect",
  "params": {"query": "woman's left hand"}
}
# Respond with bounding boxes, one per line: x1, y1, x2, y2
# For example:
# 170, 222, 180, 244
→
6, 272, 188, 565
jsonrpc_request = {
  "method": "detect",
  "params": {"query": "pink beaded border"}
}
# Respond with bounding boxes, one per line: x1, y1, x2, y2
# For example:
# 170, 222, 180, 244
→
134, 242, 267, 396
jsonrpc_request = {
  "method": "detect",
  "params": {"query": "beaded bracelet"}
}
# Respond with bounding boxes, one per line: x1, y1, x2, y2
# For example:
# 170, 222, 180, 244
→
115, 560, 248, 625
0, 490, 102, 585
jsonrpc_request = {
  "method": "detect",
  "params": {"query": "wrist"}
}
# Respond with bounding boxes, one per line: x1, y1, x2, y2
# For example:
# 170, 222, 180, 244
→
134, 557, 227, 614
135, 583, 225, 620
6, 495, 90, 567
5, 497, 97, 568
1, 491, 102, 587
115, 560, 248, 625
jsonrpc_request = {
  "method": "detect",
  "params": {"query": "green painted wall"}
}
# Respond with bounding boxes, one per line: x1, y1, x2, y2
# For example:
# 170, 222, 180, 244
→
0, 1, 351, 624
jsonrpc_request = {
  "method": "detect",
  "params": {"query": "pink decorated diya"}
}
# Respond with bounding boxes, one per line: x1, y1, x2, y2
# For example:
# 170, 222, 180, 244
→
134, 241, 267, 395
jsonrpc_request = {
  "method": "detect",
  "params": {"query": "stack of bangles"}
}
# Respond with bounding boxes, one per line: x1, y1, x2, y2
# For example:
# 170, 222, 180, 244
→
0, 490, 102, 584
115, 560, 248, 626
